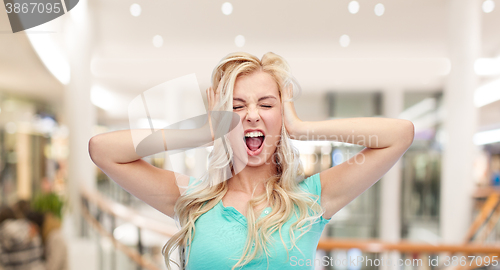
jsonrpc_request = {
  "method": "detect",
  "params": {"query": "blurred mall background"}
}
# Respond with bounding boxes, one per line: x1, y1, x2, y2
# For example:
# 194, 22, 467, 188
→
1, 0, 500, 269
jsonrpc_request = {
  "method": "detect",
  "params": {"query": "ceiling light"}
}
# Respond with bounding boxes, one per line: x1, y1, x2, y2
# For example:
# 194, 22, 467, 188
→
153, 35, 163, 48
221, 2, 233, 15
474, 78, 500, 107
482, 0, 495, 13
339, 35, 350, 48
474, 128, 500, 145
235, 35, 245, 47
130, 4, 141, 17
374, 3, 385, 16
474, 58, 500, 76
348, 1, 360, 14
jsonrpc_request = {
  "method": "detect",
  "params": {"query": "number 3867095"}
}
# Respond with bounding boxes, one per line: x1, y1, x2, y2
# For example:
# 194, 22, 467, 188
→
5, 3, 62, 14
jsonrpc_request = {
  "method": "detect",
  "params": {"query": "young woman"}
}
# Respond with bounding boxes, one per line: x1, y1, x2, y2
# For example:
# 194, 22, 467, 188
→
89, 52, 414, 270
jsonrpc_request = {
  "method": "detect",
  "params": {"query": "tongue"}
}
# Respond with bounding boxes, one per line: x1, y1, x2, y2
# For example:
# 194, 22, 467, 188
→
246, 137, 263, 151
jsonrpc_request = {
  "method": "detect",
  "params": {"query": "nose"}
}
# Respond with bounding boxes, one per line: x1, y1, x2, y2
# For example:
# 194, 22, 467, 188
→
245, 106, 260, 123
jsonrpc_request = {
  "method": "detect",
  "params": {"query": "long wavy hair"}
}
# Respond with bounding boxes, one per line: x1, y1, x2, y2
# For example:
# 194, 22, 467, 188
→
162, 52, 325, 270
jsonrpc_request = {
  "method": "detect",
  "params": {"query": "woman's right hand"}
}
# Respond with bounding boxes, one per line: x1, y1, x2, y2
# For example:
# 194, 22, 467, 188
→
206, 87, 215, 141
206, 78, 224, 141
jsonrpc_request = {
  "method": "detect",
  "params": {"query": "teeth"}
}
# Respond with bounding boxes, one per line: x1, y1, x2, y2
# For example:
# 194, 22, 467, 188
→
245, 131, 264, 137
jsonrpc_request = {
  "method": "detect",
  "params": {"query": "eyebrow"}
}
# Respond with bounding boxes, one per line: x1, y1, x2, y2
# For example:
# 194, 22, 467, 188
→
233, 95, 278, 102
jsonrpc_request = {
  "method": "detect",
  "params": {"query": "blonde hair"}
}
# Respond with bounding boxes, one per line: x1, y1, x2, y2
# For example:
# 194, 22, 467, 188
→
162, 52, 325, 269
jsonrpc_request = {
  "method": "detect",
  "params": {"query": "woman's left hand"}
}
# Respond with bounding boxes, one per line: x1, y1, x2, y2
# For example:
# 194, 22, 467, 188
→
282, 83, 303, 138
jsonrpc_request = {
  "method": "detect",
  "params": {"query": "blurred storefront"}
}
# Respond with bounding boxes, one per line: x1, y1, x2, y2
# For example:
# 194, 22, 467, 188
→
0, 96, 67, 205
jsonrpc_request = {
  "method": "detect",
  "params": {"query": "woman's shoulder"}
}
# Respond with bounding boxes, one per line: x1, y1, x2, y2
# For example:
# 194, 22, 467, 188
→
188, 176, 197, 186
297, 173, 321, 196
185, 176, 201, 195
298, 173, 332, 223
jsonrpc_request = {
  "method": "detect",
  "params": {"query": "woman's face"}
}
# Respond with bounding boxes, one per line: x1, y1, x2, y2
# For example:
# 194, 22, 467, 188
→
232, 70, 282, 167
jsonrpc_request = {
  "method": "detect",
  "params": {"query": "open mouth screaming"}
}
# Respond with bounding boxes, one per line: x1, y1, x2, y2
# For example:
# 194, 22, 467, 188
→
244, 130, 265, 156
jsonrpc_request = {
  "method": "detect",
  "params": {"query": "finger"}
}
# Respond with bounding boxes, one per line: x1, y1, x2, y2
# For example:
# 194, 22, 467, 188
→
283, 83, 293, 102
209, 87, 215, 110
206, 89, 209, 109
216, 76, 225, 96
207, 87, 213, 110
213, 88, 218, 106
206, 88, 214, 140
213, 87, 219, 109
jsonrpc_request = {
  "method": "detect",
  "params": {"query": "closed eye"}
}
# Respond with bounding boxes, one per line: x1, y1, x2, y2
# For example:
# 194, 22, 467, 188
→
261, 105, 272, 108
233, 106, 243, 110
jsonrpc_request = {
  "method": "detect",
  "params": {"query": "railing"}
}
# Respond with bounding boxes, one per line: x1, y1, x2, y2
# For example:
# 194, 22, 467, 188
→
80, 186, 500, 270
80, 186, 176, 270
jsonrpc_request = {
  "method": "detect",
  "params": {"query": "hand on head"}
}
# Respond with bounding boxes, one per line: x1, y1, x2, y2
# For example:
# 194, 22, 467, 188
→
206, 76, 227, 140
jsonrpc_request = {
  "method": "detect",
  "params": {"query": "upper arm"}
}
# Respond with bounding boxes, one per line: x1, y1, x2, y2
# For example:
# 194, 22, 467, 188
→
320, 121, 414, 219
96, 160, 190, 219
89, 136, 190, 219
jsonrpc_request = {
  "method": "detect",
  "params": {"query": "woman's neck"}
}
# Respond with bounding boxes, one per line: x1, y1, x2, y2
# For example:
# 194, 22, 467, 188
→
228, 162, 277, 195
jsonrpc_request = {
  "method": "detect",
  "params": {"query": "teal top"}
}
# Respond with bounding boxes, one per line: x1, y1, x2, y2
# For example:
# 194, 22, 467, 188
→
184, 173, 331, 270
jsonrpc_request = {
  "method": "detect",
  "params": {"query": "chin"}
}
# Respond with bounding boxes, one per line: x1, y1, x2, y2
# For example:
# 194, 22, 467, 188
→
245, 157, 266, 167
245, 148, 276, 167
